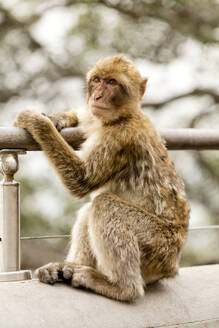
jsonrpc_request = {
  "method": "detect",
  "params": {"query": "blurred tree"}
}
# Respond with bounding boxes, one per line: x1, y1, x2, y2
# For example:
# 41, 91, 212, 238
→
0, 0, 218, 268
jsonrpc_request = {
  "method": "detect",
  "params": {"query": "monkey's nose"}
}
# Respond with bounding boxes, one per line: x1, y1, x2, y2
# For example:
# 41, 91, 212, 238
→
94, 94, 103, 101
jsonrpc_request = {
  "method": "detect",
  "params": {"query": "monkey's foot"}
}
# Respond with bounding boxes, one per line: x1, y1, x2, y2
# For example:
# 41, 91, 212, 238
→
36, 263, 98, 290
71, 265, 96, 289
62, 264, 75, 280
35, 262, 65, 285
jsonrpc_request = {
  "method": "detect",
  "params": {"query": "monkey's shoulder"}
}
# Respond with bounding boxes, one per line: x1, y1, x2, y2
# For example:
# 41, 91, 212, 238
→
108, 118, 167, 157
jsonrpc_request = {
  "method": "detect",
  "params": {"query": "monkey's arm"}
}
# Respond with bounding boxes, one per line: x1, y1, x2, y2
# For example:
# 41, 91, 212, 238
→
13, 110, 126, 198
46, 109, 78, 131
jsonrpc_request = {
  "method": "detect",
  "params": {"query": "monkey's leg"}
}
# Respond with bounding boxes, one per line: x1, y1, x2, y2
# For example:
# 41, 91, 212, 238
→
35, 203, 96, 284
69, 192, 183, 301
63, 203, 96, 278
69, 193, 145, 302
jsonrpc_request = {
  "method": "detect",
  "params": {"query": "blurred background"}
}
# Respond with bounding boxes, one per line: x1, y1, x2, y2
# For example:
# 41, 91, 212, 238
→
0, 0, 218, 270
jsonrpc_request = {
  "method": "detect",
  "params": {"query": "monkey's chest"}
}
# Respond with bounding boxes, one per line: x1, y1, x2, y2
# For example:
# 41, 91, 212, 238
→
78, 132, 101, 160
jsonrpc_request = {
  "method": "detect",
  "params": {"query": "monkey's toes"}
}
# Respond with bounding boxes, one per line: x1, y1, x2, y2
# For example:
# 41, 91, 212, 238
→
35, 263, 61, 285
63, 265, 74, 279
36, 268, 57, 285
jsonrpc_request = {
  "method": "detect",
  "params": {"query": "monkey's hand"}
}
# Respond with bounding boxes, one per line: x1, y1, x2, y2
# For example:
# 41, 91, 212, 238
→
44, 112, 78, 132
13, 109, 51, 131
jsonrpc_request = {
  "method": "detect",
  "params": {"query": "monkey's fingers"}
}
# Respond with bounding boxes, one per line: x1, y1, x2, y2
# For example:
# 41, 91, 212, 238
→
44, 114, 64, 132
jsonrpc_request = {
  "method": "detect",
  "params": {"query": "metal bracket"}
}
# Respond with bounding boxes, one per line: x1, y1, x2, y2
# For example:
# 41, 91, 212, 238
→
0, 149, 32, 281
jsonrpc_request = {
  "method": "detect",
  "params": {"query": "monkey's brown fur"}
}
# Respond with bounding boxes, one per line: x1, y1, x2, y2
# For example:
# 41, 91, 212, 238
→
14, 55, 190, 302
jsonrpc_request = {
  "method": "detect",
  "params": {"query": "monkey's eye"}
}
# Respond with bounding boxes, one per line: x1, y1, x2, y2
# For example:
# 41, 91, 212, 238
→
107, 78, 117, 85
93, 76, 100, 83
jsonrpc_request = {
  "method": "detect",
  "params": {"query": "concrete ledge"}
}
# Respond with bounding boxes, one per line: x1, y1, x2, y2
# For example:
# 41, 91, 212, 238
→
0, 265, 218, 328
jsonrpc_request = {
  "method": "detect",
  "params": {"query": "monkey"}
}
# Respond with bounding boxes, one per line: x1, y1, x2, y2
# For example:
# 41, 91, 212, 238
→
13, 55, 190, 302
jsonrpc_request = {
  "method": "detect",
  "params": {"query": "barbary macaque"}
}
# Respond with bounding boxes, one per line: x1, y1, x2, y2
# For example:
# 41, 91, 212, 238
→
14, 55, 190, 302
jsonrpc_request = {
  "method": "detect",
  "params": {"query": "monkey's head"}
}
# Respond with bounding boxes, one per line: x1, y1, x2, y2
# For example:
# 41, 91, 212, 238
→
86, 55, 147, 123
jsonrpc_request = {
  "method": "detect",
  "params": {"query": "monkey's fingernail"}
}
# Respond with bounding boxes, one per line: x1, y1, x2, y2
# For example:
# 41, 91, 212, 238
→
56, 123, 62, 132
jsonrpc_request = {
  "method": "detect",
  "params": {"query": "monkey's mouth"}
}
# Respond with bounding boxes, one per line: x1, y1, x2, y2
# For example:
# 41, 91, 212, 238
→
92, 104, 112, 111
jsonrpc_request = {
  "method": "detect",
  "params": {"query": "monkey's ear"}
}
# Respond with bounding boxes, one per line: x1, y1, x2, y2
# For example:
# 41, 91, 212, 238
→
140, 78, 148, 99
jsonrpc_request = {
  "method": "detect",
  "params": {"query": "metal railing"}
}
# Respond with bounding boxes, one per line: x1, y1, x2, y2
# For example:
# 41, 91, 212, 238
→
0, 127, 219, 282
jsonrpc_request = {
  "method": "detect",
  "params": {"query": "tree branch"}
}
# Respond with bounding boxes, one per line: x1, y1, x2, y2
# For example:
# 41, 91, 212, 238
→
97, 0, 219, 44
142, 88, 219, 110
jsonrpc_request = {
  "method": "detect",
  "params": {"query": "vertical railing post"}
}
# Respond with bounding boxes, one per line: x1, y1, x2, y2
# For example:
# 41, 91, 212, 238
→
0, 149, 32, 281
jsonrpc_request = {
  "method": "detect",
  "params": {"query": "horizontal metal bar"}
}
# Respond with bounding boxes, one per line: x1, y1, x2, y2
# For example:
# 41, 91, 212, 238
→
20, 225, 219, 241
1, 127, 219, 150
0, 127, 85, 151
20, 235, 71, 240
159, 128, 219, 150
188, 225, 219, 231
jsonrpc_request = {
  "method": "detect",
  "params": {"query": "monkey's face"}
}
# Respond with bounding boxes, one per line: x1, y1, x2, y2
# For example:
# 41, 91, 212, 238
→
86, 55, 147, 122
87, 75, 128, 119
